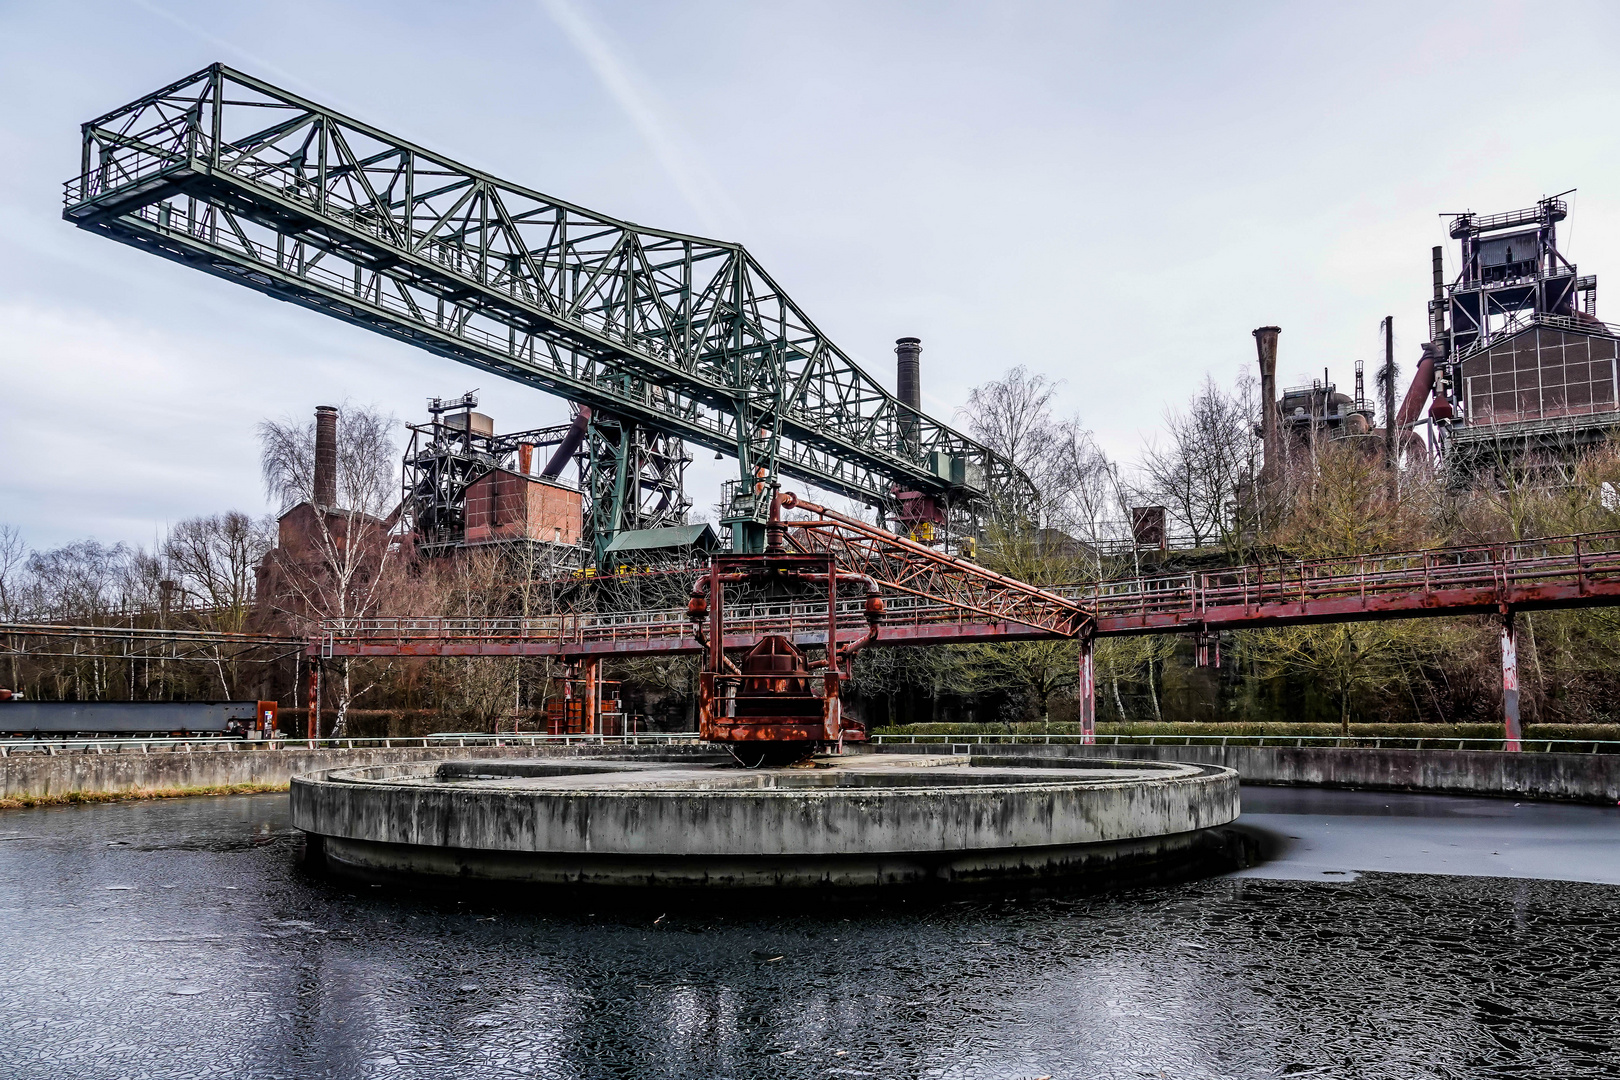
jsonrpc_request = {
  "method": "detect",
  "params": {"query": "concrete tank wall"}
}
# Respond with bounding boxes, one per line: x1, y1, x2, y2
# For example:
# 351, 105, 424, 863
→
897, 743, 1620, 804
291, 757, 1242, 888
0, 744, 713, 803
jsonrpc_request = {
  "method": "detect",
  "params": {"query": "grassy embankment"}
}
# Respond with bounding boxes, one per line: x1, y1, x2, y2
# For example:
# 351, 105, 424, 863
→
0, 782, 289, 811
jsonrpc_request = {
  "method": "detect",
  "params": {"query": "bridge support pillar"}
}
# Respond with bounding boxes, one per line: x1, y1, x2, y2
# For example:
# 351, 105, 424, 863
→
1077, 636, 1095, 745
307, 661, 321, 745
1500, 611, 1521, 752
583, 658, 599, 736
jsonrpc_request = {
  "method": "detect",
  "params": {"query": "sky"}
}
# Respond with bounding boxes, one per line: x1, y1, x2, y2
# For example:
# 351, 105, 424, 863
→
2, 0, 1618, 551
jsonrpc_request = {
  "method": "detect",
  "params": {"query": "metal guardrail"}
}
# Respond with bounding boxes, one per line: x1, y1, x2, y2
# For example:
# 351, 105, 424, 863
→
0, 732, 699, 756
1452, 311, 1620, 364
870, 733, 1620, 754
7, 730, 1612, 757
1070, 531, 1620, 623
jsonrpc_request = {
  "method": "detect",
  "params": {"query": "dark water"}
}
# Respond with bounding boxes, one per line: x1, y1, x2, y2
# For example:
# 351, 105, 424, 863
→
2, 791, 1618, 1079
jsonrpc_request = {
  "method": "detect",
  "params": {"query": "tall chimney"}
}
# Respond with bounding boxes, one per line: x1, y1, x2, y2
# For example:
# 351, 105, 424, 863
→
1429, 245, 1446, 341
895, 337, 921, 451
1253, 327, 1281, 489
313, 405, 338, 508
1382, 316, 1396, 469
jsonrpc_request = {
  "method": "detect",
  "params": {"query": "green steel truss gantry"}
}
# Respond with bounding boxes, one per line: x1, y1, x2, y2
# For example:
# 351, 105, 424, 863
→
63, 64, 1028, 547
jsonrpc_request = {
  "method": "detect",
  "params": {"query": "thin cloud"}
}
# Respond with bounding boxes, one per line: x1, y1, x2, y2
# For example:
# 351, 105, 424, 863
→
126, 0, 328, 98
539, 0, 741, 239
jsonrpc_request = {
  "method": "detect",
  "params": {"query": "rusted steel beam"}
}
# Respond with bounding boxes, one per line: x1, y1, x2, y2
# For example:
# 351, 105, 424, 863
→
1093, 579, 1620, 635
321, 618, 1059, 658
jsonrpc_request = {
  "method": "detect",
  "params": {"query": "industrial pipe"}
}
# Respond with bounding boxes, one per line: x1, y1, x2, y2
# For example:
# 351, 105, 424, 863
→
1396, 343, 1442, 427
1429, 245, 1446, 340
542, 407, 591, 478
686, 574, 744, 675
837, 580, 885, 663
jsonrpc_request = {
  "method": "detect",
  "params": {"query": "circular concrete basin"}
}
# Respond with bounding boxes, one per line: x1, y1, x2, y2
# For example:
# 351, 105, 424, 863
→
291, 753, 1240, 888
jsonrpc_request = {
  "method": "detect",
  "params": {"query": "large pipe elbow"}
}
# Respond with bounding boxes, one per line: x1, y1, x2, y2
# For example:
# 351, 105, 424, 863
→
1397, 346, 1441, 427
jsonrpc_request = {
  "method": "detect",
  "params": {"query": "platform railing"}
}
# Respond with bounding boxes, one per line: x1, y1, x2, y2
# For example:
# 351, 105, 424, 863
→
870, 732, 1620, 754
1073, 531, 1620, 620
0, 732, 701, 756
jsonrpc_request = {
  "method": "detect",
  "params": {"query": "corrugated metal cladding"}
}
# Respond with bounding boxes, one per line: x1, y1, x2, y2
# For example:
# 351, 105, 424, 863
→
463, 469, 582, 546
1460, 327, 1620, 426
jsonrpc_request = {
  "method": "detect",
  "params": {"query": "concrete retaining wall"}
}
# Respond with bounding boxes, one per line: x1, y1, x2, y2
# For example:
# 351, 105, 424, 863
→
904, 743, 1620, 804
0, 744, 711, 802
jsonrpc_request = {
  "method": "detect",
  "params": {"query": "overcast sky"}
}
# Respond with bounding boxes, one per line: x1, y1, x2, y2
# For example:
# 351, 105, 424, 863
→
3, 0, 1618, 551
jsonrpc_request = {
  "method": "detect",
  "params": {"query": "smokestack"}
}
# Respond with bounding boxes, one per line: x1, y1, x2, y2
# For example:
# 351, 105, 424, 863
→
517, 443, 534, 475
895, 337, 921, 412
1429, 245, 1446, 341
1382, 316, 1396, 469
313, 405, 338, 508
895, 337, 921, 451
1253, 327, 1280, 488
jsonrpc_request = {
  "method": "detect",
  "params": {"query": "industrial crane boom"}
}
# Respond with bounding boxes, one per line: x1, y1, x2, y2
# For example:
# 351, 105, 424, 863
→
62, 63, 1030, 536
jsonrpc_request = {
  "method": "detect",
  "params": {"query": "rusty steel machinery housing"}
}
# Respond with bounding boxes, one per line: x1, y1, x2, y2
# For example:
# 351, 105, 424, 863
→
686, 494, 882, 761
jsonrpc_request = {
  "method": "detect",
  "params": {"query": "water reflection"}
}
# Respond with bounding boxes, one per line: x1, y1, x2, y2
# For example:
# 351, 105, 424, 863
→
0, 793, 1616, 1078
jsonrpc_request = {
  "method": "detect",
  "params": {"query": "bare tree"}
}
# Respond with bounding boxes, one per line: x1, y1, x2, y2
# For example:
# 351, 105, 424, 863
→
163, 512, 274, 630
258, 403, 402, 735
162, 511, 275, 697
0, 525, 24, 692
962, 366, 1069, 527
23, 540, 136, 620
1140, 375, 1257, 547
0, 525, 25, 621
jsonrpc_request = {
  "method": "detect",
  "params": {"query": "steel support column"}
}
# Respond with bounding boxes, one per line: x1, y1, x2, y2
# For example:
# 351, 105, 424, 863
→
583, 658, 599, 736
307, 661, 321, 744
1077, 635, 1096, 745
1500, 610, 1522, 751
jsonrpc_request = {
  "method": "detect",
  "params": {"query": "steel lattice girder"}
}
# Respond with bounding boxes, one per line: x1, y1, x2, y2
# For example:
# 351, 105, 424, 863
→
62, 64, 1034, 512
777, 496, 1093, 637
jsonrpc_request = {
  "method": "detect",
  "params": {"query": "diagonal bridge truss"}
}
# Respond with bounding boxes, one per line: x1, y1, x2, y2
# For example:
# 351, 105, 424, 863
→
62, 64, 1030, 538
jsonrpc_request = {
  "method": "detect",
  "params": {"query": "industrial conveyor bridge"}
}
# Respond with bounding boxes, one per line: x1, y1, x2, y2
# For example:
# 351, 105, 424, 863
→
14, 520, 1619, 746
62, 63, 1027, 543
310, 509, 1620, 747
317, 522, 1620, 656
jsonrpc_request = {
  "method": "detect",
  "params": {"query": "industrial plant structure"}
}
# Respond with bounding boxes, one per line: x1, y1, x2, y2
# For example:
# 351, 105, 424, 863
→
1397, 194, 1620, 474
54, 66, 1620, 754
